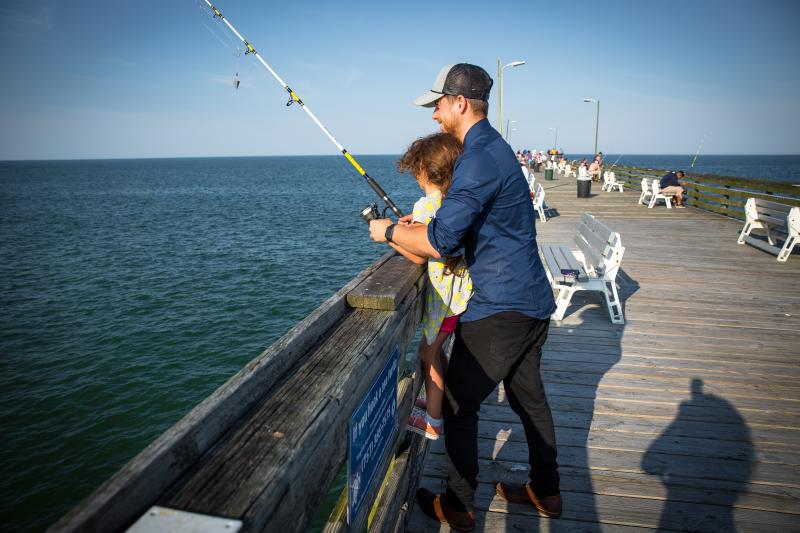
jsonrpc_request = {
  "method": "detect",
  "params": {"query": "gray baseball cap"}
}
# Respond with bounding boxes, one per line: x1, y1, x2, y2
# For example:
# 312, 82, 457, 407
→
413, 63, 494, 107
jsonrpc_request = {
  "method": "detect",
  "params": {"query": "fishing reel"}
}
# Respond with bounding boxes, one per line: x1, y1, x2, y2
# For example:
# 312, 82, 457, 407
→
360, 203, 390, 224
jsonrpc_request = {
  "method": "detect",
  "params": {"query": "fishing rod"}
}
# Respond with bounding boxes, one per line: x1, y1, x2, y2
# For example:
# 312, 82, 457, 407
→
200, 1, 403, 219
607, 153, 624, 171
690, 134, 706, 169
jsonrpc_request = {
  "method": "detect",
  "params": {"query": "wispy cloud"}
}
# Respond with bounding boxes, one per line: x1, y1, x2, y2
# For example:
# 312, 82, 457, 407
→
295, 62, 362, 89
0, 4, 55, 37
358, 52, 439, 71
343, 67, 361, 88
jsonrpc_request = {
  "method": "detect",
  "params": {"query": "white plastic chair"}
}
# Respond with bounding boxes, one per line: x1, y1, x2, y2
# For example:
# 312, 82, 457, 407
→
601, 171, 611, 191
532, 183, 547, 222
638, 178, 653, 205
563, 165, 576, 178
606, 171, 623, 192
648, 178, 674, 209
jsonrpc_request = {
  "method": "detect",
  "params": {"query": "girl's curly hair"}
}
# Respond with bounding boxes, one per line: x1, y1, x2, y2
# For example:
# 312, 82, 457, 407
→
397, 133, 466, 276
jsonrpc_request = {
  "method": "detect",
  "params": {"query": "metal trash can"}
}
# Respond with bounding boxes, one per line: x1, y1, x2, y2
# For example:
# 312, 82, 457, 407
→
545, 168, 554, 181
577, 179, 591, 198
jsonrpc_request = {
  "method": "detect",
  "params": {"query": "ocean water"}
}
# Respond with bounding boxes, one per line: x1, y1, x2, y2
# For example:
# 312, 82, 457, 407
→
0, 155, 422, 532
0, 154, 797, 531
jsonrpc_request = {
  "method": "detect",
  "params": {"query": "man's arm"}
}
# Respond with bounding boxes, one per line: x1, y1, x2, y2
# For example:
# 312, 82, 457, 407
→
369, 218, 441, 259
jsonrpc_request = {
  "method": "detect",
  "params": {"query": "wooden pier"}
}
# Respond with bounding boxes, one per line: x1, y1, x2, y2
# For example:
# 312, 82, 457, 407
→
407, 171, 800, 532
53, 168, 799, 533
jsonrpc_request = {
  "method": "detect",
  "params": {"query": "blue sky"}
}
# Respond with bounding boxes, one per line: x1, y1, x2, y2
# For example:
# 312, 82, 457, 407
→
1, 0, 798, 160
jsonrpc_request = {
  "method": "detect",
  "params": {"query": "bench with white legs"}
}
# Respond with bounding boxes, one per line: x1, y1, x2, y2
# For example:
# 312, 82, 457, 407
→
648, 178, 675, 208
532, 182, 547, 222
737, 198, 799, 262
602, 171, 623, 192
638, 177, 653, 205
540, 213, 626, 323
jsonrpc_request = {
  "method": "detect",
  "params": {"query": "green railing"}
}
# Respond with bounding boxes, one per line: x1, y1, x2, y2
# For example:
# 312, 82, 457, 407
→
610, 165, 800, 220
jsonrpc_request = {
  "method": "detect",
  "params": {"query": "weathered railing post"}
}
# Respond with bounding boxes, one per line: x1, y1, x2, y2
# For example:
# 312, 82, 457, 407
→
49, 251, 428, 533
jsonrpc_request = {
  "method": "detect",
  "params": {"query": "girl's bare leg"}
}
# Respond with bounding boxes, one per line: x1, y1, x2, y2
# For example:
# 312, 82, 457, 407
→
418, 330, 451, 420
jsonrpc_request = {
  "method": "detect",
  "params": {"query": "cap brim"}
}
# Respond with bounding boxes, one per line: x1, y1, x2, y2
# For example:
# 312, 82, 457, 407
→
413, 91, 443, 108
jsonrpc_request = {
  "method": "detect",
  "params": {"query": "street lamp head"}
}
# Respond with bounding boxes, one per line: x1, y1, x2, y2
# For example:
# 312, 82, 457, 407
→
583, 98, 597, 103
503, 60, 526, 69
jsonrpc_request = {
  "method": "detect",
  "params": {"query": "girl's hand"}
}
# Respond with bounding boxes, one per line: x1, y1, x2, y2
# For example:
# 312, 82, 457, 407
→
398, 214, 414, 226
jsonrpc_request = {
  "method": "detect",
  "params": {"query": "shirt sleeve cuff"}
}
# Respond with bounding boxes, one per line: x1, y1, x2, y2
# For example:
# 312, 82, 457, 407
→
427, 217, 459, 256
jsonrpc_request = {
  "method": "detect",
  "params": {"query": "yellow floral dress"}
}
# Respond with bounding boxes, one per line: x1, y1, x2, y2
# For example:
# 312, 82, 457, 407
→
413, 190, 474, 344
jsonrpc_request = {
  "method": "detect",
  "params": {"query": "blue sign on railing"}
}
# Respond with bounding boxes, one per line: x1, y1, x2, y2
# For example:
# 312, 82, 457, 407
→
347, 346, 399, 526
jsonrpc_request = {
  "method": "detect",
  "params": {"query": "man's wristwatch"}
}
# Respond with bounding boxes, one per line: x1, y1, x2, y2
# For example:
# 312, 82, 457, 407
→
385, 223, 396, 243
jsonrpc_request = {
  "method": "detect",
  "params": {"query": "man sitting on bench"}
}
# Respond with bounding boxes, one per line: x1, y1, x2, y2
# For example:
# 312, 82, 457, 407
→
660, 170, 689, 208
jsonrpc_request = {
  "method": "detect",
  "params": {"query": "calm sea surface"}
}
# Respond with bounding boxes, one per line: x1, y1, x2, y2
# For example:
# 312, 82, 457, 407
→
0, 154, 797, 531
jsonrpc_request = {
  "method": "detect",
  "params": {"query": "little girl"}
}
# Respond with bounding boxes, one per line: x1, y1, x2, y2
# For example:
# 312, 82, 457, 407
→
388, 133, 473, 440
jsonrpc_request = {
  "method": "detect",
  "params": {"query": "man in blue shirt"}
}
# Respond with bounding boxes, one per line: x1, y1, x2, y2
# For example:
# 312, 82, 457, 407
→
660, 170, 688, 207
369, 63, 561, 529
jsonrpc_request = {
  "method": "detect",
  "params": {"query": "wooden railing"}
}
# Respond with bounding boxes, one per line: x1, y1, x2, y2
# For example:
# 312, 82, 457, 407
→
51, 252, 429, 533
610, 165, 800, 219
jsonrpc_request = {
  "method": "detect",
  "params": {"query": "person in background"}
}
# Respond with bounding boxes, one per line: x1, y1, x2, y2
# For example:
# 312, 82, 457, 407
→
578, 159, 589, 178
521, 159, 532, 185
589, 157, 601, 182
660, 170, 689, 208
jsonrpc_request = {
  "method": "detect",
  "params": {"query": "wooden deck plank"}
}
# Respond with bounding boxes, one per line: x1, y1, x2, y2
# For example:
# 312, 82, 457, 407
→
482, 394, 800, 428
421, 437, 800, 488
410, 479, 799, 532
406, 173, 800, 532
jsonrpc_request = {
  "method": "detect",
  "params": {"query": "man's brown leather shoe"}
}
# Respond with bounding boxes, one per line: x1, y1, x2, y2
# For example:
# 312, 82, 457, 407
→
495, 481, 562, 518
416, 488, 476, 532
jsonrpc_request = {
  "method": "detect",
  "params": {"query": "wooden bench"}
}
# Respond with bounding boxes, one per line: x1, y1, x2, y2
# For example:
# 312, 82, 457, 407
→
541, 213, 626, 323
648, 178, 675, 208
737, 197, 799, 262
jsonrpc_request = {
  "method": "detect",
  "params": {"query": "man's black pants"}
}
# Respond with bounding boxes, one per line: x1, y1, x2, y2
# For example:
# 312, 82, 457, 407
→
442, 311, 559, 512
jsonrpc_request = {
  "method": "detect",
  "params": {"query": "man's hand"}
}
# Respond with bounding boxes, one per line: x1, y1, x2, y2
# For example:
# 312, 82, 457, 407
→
369, 218, 393, 242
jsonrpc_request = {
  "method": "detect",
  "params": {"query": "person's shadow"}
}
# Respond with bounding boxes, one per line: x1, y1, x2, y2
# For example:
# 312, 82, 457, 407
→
642, 378, 754, 532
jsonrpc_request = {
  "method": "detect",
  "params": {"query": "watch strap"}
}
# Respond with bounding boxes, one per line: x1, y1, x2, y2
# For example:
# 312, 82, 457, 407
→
385, 223, 396, 243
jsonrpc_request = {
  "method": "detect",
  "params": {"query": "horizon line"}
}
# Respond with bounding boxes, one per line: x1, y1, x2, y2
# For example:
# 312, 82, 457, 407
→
3, 153, 800, 164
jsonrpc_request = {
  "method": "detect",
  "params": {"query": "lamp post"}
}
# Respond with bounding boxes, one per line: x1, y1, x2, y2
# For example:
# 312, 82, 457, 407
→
497, 58, 525, 138
549, 126, 558, 150
583, 98, 600, 156
505, 120, 517, 142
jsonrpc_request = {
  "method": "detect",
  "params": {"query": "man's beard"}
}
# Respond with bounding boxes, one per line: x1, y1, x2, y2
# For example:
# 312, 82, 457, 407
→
438, 116, 456, 135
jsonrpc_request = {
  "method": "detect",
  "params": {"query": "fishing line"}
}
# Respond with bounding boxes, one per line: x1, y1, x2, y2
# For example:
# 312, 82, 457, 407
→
196, 1, 237, 54
196, 0, 245, 90
199, 1, 403, 218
